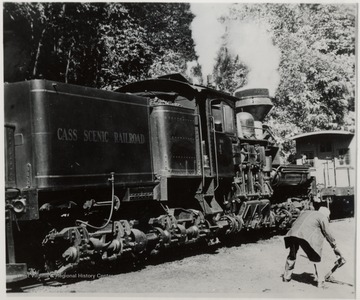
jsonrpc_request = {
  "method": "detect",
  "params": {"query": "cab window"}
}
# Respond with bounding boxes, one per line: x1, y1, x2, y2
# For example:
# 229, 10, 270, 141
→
338, 148, 350, 165
211, 100, 235, 134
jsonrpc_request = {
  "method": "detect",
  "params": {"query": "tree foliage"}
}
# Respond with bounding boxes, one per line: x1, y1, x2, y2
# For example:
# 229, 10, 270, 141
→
4, 3, 106, 86
270, 4, 356, 134
99, 3, 153, 89
148, 50, 188, 78
126, 3, 195, 61
213, 47, 248, 93
3, 2, 195, 87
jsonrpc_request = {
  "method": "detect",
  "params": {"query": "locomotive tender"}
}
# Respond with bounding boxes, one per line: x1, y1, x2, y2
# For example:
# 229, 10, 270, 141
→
5, 74, 312, 282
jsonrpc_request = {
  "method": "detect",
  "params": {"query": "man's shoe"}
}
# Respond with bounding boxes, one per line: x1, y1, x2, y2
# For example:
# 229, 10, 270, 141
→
282, 275, 291, 282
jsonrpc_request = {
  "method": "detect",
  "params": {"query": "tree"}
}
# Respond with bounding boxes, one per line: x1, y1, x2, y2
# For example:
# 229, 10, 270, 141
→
4, 3, 105, 86
98, 3, 153, 89
41, 3, 105, 86
4, 2, 52, 81
4, 3, 196, 87
213, 47, 248, 93
148, 50, 187, 78
126, 3, 196, 62
271, 4, 355, 132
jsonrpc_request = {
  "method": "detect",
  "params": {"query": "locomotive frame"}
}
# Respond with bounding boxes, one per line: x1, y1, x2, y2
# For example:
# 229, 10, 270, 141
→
5, 74, 313, 283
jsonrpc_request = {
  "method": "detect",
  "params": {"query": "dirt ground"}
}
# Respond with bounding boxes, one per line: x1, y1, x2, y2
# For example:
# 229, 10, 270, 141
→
14, 217, 356, 298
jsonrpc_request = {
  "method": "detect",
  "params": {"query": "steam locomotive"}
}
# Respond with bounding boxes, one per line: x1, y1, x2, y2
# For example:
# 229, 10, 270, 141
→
5, 74, 313, 283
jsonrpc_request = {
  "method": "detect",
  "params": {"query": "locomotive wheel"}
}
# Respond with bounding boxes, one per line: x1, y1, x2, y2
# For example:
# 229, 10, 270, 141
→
42, 226, 89, 275
43, 240, 77, 275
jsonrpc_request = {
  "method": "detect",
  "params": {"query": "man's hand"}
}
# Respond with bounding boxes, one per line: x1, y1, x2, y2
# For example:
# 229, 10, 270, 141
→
333, 247, 344, 259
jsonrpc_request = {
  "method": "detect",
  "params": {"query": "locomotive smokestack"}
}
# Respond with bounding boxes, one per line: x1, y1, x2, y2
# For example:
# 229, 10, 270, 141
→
234, 88, 273, 121
234, 88, 273, 139
206, 74, 213, 87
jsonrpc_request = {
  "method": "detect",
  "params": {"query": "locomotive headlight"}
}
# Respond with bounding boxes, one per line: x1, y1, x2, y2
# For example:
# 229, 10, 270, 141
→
12, 198, 26, 214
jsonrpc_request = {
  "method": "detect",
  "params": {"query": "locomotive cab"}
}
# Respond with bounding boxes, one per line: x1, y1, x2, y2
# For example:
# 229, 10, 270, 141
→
208, 98, 237, 178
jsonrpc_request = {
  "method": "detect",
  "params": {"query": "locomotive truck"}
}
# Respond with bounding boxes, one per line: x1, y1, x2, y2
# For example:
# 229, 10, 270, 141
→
5, 74, 313, 283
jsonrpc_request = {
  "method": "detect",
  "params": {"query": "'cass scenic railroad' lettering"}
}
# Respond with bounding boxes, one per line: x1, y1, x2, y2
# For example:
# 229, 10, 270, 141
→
57, 128, 145, 144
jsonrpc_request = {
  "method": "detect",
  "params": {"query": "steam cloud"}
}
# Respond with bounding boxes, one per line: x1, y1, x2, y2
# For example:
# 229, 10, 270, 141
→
227, 20, 281, 96
189, 3, 230, 84
190, 4, 281, 96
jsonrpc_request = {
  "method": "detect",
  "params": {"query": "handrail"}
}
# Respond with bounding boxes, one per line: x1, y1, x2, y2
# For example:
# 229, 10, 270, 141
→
195, 113, 205, 188
209, 116, 219, 191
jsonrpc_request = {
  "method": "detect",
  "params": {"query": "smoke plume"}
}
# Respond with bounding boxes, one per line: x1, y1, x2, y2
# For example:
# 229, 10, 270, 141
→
190, 3, 230, 84
226, 20, 281, 96
189, 4, 281, 96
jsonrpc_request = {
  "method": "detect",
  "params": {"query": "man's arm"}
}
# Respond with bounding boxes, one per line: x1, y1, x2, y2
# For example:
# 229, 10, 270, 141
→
319, 217, 343, 257
319, 217, 336, 247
